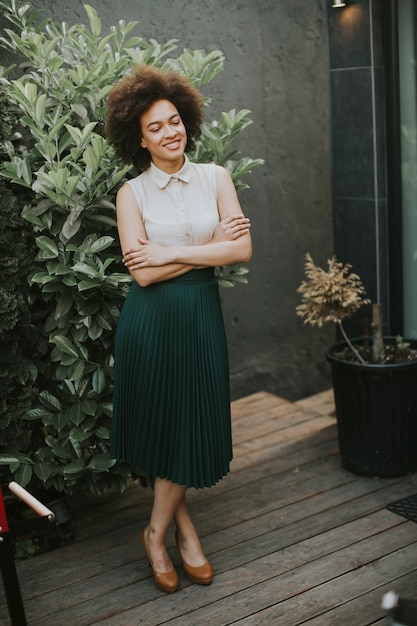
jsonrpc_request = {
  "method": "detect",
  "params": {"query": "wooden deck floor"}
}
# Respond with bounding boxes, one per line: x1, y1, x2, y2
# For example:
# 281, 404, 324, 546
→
2, 389, 417, 625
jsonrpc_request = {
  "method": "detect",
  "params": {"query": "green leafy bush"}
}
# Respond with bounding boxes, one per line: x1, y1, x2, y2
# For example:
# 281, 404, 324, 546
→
0, 84, 35, 453
0, 0, 262, 496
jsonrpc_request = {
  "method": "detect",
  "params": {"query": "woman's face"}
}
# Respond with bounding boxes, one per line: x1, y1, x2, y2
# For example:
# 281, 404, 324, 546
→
140, 99, 187, 171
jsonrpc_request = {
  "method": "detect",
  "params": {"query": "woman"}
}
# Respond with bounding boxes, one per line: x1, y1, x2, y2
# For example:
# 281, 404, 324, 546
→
106, 65, 252, 594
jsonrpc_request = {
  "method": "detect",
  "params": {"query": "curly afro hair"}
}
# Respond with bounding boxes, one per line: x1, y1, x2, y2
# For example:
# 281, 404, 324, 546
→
105, 65, 204, 171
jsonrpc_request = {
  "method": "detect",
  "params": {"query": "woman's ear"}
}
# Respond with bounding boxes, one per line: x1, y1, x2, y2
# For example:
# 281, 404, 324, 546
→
140, 137, 146, 149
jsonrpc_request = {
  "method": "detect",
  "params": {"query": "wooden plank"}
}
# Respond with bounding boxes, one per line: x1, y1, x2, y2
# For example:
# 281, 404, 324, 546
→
230, 391, 290, 421
232, 416, 336, 460
3, 441, 413, 603
232, 404, 318, 443
297, 571, 417, 625
8, 465, 407, 602
155, 530, 417, 626
9, 476, 417, 626
1, 388, 416, 626
15, 455, 352, 584
68, 517, 417, 626
4, 510, 393, 624
295, 388, 335, 417
229, 540, 417, 625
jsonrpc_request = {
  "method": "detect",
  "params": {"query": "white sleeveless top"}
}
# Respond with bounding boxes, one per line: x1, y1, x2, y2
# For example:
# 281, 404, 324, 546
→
126, 156, 220, 247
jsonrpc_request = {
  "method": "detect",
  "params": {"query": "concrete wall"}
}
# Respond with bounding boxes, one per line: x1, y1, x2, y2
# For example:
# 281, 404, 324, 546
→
2, 0, 335, 400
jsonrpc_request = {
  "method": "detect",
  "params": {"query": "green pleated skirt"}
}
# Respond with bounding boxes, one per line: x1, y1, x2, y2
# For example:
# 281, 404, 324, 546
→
111, 268, 232, 489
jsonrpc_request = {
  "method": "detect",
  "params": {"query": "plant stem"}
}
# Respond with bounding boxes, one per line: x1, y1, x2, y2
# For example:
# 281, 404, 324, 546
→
371, 303, 385, 363
338, 321, 367, 365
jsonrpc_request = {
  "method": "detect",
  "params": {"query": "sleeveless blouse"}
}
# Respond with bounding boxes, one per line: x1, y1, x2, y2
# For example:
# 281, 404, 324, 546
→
126, 156, 220, 246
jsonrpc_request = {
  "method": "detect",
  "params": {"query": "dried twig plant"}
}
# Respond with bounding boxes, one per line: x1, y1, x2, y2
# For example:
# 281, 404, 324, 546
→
296, 253, 417, 365
296, 253, 371, 364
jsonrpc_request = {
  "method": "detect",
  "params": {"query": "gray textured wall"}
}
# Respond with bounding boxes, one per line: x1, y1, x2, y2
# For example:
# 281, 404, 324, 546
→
3, 0, 335, 400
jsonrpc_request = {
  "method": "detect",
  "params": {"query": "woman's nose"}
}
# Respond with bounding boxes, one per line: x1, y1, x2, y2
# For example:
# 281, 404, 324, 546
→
164, 125, 177, 137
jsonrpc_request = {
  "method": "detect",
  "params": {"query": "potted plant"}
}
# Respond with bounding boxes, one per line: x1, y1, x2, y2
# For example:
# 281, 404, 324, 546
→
296, 253, 417, 477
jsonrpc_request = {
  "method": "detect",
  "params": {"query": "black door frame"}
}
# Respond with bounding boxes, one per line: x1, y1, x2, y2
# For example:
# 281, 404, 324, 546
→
382, 0, 404, 334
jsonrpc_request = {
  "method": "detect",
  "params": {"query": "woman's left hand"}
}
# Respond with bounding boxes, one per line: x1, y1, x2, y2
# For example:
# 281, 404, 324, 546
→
211, 214, 251, 243
123, 238, 173, 269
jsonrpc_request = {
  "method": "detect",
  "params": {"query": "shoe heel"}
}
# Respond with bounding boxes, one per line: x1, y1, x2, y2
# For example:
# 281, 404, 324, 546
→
175, 531, 214, 585
141, 528, 179, 594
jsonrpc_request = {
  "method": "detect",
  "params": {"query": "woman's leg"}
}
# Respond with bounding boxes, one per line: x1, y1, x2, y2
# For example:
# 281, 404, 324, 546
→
145, 477, 186, 573
174, 493, 208, 567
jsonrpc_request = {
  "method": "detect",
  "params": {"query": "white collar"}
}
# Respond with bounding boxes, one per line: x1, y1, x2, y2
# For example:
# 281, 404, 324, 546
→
149, 155, 191, 189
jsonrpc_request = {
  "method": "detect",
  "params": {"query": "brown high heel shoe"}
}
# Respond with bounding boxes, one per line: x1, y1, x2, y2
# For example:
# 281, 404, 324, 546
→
141, 528, 179, 594
175, 531, 214, 585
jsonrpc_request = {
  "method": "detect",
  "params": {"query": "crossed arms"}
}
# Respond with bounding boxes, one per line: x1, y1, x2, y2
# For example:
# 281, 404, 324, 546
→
117, 165, 252, 287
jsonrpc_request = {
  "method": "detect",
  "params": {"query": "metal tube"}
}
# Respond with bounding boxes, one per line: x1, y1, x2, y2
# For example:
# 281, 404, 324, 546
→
8, 482, 55, 522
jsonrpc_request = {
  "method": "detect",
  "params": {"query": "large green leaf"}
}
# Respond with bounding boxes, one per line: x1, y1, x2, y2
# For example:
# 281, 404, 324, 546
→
52, 335, 79, 358
34, 462, 51, 481
68, 360, 85, 381
13, 464, 33, 488
92, 368, 106, 394
39, 391, 63, 412
87, 454, 116, 472
35, 235, 59, 258
84, 4, 102, 37
88, 236, 114, 254
63, 460, 85, 475
67, 403, 85, 427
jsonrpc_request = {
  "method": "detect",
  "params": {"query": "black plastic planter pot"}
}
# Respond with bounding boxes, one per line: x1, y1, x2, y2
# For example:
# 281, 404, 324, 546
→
325, 338, 417, 477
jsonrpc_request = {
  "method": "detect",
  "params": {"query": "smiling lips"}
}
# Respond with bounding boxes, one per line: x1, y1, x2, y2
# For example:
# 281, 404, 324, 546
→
164, 139, 181, 150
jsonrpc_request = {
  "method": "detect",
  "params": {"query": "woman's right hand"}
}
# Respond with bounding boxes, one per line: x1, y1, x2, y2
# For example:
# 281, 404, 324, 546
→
211, 214, 251, 243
